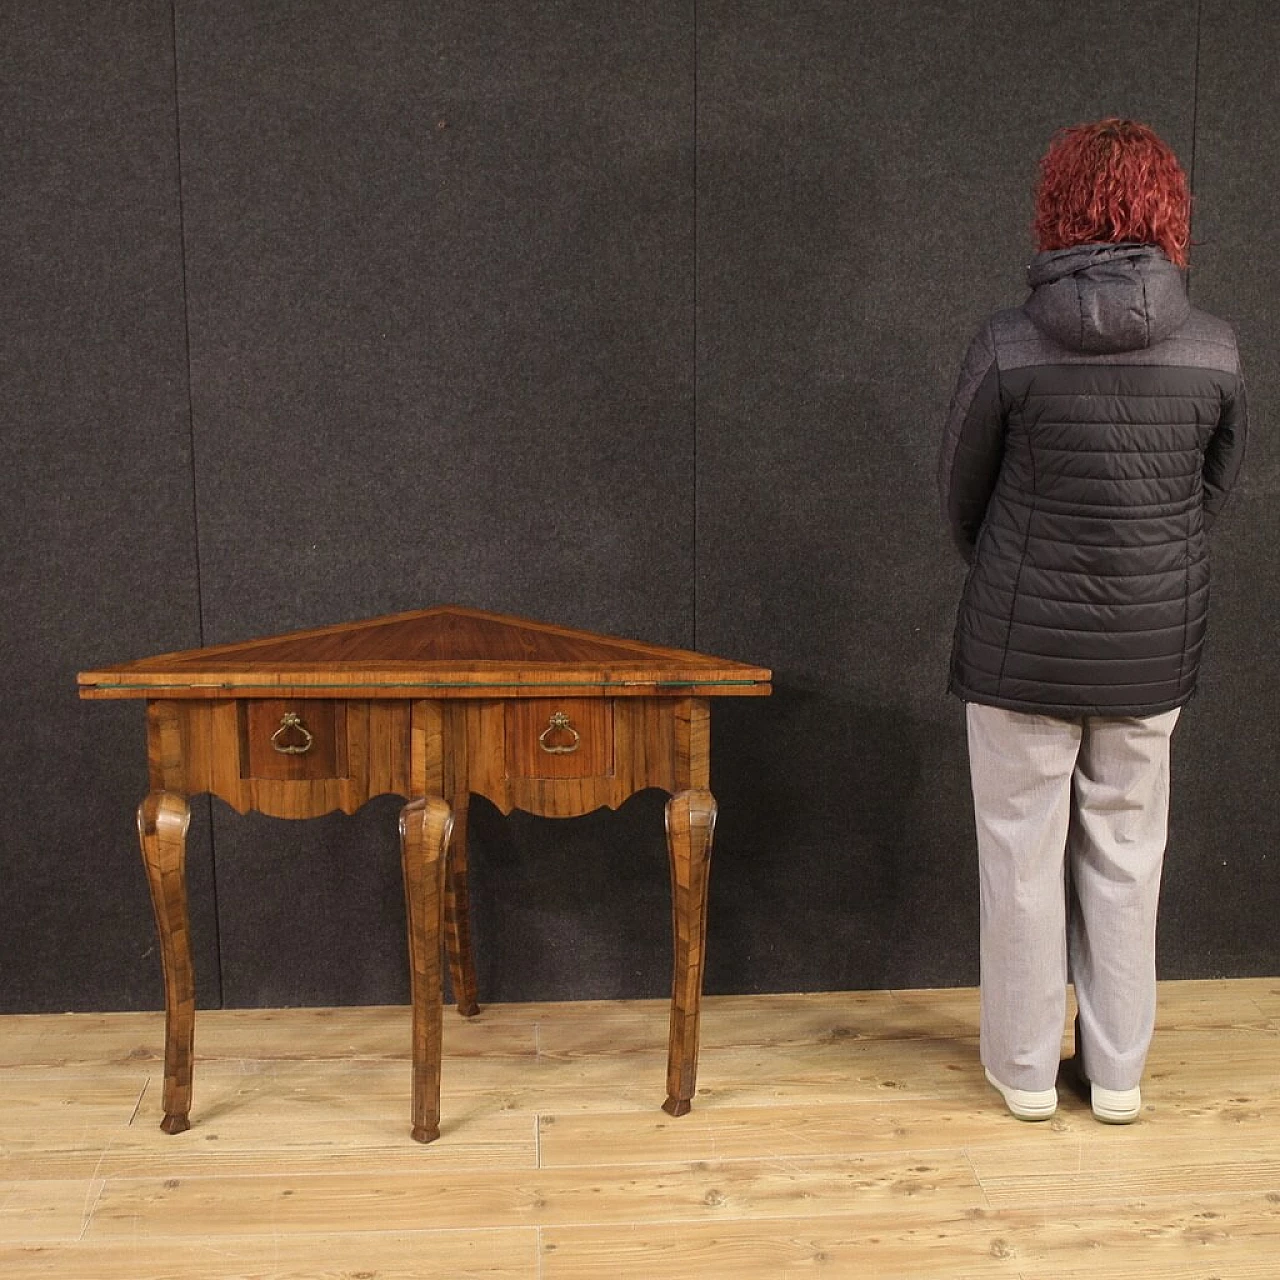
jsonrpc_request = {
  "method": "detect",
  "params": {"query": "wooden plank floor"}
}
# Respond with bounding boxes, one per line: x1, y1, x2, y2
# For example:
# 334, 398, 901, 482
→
1, 979, 1278, 1278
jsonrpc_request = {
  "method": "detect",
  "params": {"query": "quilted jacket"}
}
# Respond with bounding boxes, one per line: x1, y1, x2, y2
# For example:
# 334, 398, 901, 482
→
939, 243, 1247, 718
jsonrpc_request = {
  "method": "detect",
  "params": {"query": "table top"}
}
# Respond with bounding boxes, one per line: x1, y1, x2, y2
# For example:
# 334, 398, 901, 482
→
77, 606, 773, 700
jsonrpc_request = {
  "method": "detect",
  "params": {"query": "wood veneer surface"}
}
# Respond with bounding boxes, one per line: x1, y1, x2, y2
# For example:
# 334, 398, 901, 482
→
78, 606, 772, 699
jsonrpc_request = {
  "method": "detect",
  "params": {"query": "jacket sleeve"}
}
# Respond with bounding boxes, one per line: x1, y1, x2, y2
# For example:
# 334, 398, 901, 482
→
938, 322, 1005, 563
1202, 367, 1247, 530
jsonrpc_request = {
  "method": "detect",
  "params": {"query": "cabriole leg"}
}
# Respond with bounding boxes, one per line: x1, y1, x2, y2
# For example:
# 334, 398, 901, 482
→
137, 791, 194, 1135
663, 788, 717, 1117
400, 796, 454, 1143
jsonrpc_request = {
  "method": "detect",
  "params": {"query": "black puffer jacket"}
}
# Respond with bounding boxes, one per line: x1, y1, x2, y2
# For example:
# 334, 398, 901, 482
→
939, 244, 1247, 718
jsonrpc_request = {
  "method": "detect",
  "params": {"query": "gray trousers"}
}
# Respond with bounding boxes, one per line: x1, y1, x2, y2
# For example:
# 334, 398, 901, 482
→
966, 702, 1181, 1092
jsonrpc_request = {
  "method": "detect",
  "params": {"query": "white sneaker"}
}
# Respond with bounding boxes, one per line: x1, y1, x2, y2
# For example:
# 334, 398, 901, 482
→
1091, 1082, 1142, 1124
985, 1068, 1057, 1121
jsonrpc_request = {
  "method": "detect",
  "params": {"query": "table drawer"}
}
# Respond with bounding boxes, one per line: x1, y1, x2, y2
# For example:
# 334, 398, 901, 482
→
505, 699, 613, 779
240, 700, 348, 781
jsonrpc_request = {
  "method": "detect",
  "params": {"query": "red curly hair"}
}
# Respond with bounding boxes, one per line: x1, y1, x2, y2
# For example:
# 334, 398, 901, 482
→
1033, 118, 1190, 267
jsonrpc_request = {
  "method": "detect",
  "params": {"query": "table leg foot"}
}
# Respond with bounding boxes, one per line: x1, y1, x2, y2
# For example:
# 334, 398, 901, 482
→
401, 795, 454, 1145
664, 788, 717, 1117
137, 791, 195, 1136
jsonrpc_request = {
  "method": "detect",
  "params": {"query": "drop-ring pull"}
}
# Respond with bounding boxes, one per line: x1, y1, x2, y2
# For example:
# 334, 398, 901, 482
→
270, 712, 314, 755
538, 711, 581, 755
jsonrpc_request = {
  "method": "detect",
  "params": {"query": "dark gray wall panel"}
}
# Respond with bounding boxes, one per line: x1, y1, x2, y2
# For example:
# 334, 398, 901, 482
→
1, 1, 213, 1012
210, 798, 410, 1007
174, 2, 695, 1004
467, 793, 673, 1003
7, 0, 1276, 1015
695, 0, 1205, 994
1160, 0, 1280, 976
177, 1, 695, 645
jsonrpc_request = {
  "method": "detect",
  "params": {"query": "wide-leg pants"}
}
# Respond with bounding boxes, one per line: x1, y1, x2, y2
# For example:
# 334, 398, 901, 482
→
966, 702, 1181, 1093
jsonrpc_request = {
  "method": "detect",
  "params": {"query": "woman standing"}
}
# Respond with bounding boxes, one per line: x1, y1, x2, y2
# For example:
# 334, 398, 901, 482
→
938, 119, 1247, 1123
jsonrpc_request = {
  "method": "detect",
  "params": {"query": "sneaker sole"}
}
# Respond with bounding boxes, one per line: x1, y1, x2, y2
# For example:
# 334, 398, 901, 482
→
1091, 1094, 1141, 1124
1086, 1079, 1142, 1124
985, 1069, 1057, 1121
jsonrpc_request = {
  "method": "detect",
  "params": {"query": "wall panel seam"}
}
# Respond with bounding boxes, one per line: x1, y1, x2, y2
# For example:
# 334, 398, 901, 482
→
169, 0, 224, 1007
1188, 0, 1203, 303
693, 0, 700, 653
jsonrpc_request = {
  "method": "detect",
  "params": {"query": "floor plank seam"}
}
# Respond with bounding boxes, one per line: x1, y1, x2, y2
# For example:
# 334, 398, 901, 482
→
75, 1224, 547, 1242
75, 1139, 113, 1243
125, 1076, 149, 1127
962, 1147, 994, 1212
75, 1177, 108, 1243
534, 1146, 982, 1173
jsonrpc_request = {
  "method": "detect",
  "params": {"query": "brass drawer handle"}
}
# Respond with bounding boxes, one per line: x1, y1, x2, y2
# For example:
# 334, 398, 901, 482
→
538, 711, 581, 755
270, 712, 314, 755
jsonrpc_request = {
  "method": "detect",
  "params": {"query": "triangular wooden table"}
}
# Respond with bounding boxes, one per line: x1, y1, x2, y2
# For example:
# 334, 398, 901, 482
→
79, 606, 771, 1141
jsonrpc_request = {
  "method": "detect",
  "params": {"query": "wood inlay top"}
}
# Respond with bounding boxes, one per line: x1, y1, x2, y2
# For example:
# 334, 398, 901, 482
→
78, 606, 772, 700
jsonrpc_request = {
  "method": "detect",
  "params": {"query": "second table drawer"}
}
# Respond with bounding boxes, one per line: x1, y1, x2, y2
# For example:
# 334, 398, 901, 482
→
504, 699, 613, 779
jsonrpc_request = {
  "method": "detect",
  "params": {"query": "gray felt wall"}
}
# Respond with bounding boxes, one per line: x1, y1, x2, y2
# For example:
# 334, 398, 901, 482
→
3, 1, 1275, 1014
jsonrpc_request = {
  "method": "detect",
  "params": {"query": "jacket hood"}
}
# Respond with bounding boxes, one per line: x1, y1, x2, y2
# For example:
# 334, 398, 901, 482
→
1023, 244, 1190, 353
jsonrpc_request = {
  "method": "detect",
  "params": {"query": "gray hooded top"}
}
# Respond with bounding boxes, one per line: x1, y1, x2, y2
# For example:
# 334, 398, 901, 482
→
1024, 243, 1191, 353
939, 244, 1247, 718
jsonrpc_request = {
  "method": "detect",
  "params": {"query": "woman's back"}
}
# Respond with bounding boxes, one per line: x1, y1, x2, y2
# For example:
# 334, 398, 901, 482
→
945, 242, 1246, 717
